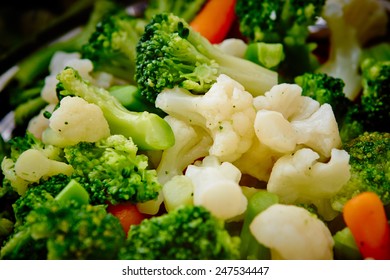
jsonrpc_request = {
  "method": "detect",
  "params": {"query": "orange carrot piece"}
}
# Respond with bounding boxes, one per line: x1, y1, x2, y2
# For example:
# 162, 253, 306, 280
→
343, 192, 390, 259
190, 0, 236, 44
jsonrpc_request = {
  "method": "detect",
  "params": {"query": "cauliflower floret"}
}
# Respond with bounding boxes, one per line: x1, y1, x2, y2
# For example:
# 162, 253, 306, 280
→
217, 38, 248, 58
14, 149, 73, 182
41, 51, 95, 104
253, 83, 341, 158
184, 155, 248, 220
156, 74, 256, 162
27, 104, 56, 140
267, 148, 351, 220
250, 204, 334, 260
42, 96, 110, 147
2, 147, 74, 195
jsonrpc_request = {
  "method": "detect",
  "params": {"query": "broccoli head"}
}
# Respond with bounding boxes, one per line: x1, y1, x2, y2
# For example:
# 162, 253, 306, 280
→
235, 0, 325, 78
135, 13, 277, 103
236, 0, 324, 43
64, 134, 162, 205
119, 205, 241, 260
82, 12, 147, 82
295, 72, 352, 124
6, 132, 45, 161
359, 58, 390, 132
12, 174, 70, 227
331, 132, 390, 211
1, 200, 125, 260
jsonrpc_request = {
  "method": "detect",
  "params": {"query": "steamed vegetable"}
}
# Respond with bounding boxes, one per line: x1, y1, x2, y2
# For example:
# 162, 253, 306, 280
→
135, 13, 277, 103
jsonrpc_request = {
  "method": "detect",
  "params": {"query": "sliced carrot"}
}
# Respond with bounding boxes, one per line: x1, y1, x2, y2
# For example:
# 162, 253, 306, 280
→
190, 0, 236, 44
107, 202, 147, 235
343, 192, 390, 259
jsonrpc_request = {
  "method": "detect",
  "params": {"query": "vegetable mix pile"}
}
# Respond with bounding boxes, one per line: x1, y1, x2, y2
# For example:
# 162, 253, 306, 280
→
0, 0, 389, 260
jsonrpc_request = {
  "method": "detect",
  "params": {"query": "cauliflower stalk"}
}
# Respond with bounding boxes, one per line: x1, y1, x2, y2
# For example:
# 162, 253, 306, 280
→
318, 0, 388, 100
42, 96, 110, 147
156, 74, 256, 162
250, 204, 334, 260
156, 116, 212, 185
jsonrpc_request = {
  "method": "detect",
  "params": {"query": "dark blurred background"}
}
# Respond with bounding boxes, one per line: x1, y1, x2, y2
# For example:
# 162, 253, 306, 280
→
0, 0, 142, 72
0, 0, 89, 60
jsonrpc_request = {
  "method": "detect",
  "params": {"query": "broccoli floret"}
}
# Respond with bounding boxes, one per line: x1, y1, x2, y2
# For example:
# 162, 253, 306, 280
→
294, 72, 352, 124
63, 134, 161, 205
136, 13, 277, 103
6, 132, 44, 161
338, 105, 365, 144
56, 67, 174, 151
235, 0, 325, 78
359, 58, 390, 132
81, 12, 147, 83
118, 205, 240, 260
12, 174, 70, 227
1, 200, 125, 260
0, 182, 18, 245
236, 0, 325, 43
331, 132, 390, 211
0, 227, 48, 259
144, 0, 207, 22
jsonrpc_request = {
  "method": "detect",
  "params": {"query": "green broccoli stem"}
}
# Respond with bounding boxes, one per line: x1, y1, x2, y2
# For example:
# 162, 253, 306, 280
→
58, 67, 174, 151
109, 85, 165, 116
14, 97, 48, 127
244, 42, 285, 70
55, 179, 90, 206
333, 227, 361, 260
187, 28, 278, 96
240, 190, 279, 260
145, 0, 207, 23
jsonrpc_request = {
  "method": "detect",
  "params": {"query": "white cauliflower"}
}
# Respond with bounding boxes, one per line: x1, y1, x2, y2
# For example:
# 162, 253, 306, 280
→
14, 149, 73, 182
217, 38, 248, 58
41, 51, 95, 104
267, 148, 351, 220
250, 204, 334, 260
253, 83, 341, 158
27, 104, 56, 140
184, 155, 248, 220
42, 96, 110, 147
2, 147, 73, 195
156, 74, 256, 162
